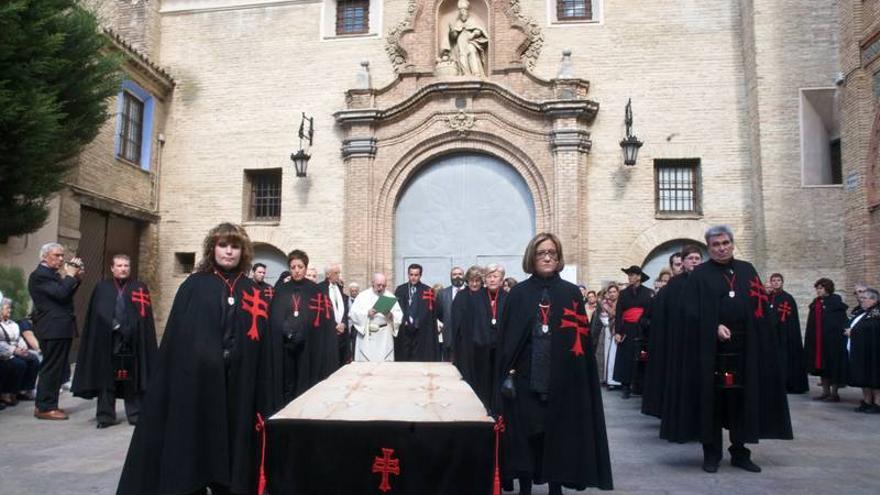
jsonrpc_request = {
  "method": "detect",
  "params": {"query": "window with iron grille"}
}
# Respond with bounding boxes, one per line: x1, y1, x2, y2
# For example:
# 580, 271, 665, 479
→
118, 91, 144, 163
557, 0, 592, 21
336, 0, 369, 35
655, 159, 701, 214
246, 169, 282, 221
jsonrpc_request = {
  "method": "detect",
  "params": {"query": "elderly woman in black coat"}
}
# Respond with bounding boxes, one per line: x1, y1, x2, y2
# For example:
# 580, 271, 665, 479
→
846, 288, 880, 413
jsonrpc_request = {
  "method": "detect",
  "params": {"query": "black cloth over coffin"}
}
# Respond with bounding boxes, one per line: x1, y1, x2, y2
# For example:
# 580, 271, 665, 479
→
266, 419, 493, 495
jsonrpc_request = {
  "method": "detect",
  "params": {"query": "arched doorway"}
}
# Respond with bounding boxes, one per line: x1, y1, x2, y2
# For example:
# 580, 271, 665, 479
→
253, 243, 287, 286
394, 153, 536, 287
641, 239, 707, 285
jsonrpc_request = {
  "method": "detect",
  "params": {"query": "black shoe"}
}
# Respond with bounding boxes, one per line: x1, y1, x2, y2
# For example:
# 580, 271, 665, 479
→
865, 404, 880, 414
855, 401, 872, 412
731, 457, 762, 473
607, 385, 621, 391
621, 388, 631, 400
702, 458, 719, 473
96, 421, 116, 429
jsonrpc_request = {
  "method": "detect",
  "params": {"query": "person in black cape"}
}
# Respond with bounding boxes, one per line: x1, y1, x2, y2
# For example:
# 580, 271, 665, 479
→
117, 223, 277, 495
767, 273, 809, 393
659, 225, 792, 473
847, 288, 880, 412
394, 263, 440, 361
452, 263, 507, 412
251, 263, 275, 301
642, 245, 703, 419
72, 254, 157, 428
804, 278, 849, 402
497, 232, 612, 495
613, 265, 653, 399
268, 249, 340, 404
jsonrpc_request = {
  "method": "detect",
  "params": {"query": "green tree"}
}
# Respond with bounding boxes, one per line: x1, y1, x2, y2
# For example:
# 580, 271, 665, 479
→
0, 265, 31, 320
0, 0, 121, 240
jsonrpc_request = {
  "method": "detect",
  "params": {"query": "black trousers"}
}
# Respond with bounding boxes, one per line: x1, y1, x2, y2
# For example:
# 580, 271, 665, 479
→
36, 338, 71, 412
97, 387, 141, 424
702, 388, 748, 461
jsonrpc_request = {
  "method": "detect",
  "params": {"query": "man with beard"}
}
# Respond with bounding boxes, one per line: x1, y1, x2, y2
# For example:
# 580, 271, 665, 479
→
394, 264, 440, 361
767, 273, 808, 393
437, 266, 466, 361
72, 254, 157, 428
613, 265, 653, 399
660, 225, 791, 473
317, 264, 350, 365
251, 263, 274, 301
643, 245, 702, 419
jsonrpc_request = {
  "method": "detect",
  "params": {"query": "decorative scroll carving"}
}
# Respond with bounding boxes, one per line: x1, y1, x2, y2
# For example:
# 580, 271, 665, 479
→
447, 110, 476, 136
385, 0, 419, 73
505, 0, 543, 71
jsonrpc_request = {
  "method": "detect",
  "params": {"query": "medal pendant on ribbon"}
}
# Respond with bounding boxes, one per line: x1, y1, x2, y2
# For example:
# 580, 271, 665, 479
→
541, 324, 549, 334
294, 311, 300, 317
227, 296, 235, 306
491, 318, 497, 326
728, 291, 735, 298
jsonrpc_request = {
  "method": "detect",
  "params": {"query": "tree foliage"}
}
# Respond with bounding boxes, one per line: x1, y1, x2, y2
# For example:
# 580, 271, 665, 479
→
0, 0, 121, 240
0, 265, 31, 320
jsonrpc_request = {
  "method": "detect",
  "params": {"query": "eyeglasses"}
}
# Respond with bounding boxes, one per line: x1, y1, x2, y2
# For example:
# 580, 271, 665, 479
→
535, 250, 559, 260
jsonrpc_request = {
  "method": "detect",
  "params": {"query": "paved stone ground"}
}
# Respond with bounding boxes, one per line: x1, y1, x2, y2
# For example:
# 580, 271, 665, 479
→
1, 384, 878, 494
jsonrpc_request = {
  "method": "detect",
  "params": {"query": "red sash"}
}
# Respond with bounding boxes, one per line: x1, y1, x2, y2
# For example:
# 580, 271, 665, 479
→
622, 307, 644, 323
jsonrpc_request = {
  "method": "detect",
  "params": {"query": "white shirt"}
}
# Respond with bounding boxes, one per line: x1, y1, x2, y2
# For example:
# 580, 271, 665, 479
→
328, 282, 344, 325
350, 289, 403, 362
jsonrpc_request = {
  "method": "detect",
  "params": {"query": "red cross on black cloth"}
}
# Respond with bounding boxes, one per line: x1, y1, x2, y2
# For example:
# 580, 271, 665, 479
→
421, 289, 435, 312
777, 300, 792, 323
263, 285, 274, 300
748, 276, 769, 319
309, 293, 332, 327
372, 447, 400, 493
560, 300, 590, 356
130, 288, 151, 318
242, 288, 268, 341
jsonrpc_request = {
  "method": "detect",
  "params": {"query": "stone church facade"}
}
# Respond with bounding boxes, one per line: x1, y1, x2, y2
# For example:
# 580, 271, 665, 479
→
1, 0, 853, 327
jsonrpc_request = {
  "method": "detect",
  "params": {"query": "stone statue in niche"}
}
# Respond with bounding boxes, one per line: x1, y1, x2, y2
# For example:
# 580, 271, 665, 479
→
440, 0, 488, 77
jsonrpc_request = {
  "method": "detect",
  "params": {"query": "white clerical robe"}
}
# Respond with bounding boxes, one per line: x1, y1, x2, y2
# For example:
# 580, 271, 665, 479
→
350, 289, 403, 362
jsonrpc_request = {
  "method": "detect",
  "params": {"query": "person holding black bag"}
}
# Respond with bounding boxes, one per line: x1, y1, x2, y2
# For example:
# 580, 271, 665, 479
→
72, 254, 158, 428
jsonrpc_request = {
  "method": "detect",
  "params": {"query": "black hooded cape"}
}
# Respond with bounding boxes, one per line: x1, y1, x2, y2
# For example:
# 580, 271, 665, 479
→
847, 304, 880, 388
116, 271, 277, 495
452, 287, 507, 412
496, 274, 612, 490
804, 294, 849, 385
72, 279, 157, 400
394, 282, 440, 361
769, 290, 809, 393
659, 259, 792, 445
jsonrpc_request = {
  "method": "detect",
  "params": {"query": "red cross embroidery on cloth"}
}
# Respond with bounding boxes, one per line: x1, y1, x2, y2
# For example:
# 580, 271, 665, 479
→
372, 447, 400, 493
560, 300, 589, 356
309, 293, 332, 327
263, 285, 274, 300
748, 276, 769, 319
421, 289, 435, 312
130, 288, 151, 318
242, 288, 268, 341
777, 300, 792, 323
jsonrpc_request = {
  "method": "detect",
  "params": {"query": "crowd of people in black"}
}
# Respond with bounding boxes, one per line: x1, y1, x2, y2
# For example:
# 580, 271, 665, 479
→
1, 222, 878, 495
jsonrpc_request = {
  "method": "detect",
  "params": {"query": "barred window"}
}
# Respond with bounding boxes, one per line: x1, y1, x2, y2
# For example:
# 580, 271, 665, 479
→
246, 170, 282, 221
557, 0, 592, 21
655, 159, 701, 214
336, 0, 369, 35
118, 91, 144, 163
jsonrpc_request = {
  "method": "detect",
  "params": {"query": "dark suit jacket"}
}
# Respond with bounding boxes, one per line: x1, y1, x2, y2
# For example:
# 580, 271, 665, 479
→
436, 285, 463, 351
27, 264, 81, 340
316, 279, 349, 327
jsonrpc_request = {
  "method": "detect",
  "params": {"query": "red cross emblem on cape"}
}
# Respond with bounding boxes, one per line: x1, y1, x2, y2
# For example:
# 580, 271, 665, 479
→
421, 288, 435, 312
242, 288, 268, 341
263, 285, 274, 300
372, 447, 400, 493
748, 276, 769, 319
130, 288, 151, 318
560, 300, 589, 356
309, 293, 332, 327
777, 300, 792, 323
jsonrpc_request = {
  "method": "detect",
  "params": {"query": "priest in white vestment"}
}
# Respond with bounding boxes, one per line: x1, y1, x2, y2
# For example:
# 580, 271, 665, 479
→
350, 273, 403, 362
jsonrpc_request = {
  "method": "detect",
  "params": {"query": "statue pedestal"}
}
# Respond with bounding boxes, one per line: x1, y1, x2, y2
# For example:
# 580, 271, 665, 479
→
434, 60, 459, 77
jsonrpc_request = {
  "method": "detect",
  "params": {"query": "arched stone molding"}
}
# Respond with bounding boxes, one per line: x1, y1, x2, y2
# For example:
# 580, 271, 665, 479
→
244, 226, 293, 254
373, 130, 551, 279
624, 220, 714, 267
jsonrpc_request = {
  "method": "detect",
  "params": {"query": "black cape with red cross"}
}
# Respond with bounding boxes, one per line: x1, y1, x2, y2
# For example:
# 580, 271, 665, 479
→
116, 271, 277, 495
769, 289, 809, 393
641, 272, 689, 418
495, 273, 613, 490
267, 277, 340, 405
804, 293, 849, 384
72, 278, 158, 400
394, 281, 441, 361
452, 287, 508, 412
659, 259, 792, 445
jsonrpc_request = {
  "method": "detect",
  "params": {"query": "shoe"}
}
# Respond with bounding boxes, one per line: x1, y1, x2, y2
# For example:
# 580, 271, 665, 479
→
824, 394, 841, 403
855, 401, 872, 412
702, 456, 720, 473
96, 421, 115, 429
865, 404, 880, 414
34, 408, 69, 420
16, 391, 36, 401
812, 394, 829, 401
731, 457, 762, 473
621, 388, 631, 399
0, 393, 18, 406
607, 385, 621, 391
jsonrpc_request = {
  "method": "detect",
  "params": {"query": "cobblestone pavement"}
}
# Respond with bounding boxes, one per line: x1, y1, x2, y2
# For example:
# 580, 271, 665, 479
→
1, 384, 878, 494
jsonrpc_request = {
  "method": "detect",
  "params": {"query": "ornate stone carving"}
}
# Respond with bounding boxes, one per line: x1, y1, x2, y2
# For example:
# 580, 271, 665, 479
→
446, 110, 476, 136
505, 0, 544, 71
385, 0, 418, 73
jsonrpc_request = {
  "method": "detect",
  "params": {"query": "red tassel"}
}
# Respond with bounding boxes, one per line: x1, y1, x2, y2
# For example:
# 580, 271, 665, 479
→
255, 413, 268, 495
493, 416, 506, 495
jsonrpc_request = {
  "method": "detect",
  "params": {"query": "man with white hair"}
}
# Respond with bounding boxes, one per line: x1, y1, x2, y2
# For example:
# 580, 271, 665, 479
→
350, 273, 403, 362
317, 263, 350, 364
27, 242, 83, 420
